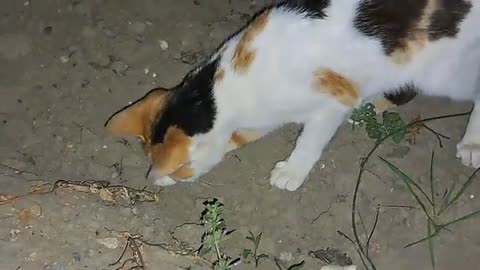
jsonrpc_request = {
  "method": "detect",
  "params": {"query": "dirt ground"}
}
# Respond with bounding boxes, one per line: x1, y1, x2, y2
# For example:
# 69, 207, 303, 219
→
1, 1, 479, 270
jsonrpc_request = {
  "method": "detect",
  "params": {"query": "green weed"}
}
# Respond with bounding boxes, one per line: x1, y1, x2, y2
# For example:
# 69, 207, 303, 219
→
342, 103, 473, 270
242, 231, 269, 267
200, 199, 238, 270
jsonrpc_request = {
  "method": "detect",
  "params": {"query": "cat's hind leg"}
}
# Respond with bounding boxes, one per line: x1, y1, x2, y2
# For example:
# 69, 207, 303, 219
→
270, 104, 350, 191
457, 100, 480, 168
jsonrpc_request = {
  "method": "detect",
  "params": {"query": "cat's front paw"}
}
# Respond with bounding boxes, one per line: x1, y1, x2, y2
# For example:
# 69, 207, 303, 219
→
269, 161, 308, 191
456, 141, 480, 168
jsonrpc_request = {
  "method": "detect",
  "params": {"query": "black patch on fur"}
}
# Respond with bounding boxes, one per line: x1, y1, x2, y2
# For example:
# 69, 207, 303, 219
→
151, 58, 219, 144
428, 0, 472, 41
384, 83, 418, 106
281, 0, 331, 18
354, 0, 428, 55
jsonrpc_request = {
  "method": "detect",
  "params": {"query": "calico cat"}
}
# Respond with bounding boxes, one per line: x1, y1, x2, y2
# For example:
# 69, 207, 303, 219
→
106, 0, 480, 191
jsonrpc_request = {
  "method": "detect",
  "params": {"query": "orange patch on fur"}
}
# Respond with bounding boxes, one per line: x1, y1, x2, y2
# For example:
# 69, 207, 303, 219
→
232, 11, 270, 73
390, 0, 438, 64
150, 126, 191, 176
313, 69, 359, 107
229, 130, 264, 149
371, 96, 396, 114
230, 132, 249, 147
170, 164, 194, 180
106, 88, 169, 143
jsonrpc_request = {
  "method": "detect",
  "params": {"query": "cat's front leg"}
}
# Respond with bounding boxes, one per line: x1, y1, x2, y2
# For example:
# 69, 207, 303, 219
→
457, 101, 480, 168
270, 107, 349, 191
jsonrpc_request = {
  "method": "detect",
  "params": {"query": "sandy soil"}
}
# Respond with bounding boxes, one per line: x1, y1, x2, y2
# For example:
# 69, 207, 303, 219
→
1, 1, 479, 270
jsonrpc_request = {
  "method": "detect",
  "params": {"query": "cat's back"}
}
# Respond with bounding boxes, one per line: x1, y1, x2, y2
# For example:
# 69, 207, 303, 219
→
215, 0, 480, 108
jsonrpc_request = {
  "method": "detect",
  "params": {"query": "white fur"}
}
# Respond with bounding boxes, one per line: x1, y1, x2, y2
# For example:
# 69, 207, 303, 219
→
153, 1, 480, 191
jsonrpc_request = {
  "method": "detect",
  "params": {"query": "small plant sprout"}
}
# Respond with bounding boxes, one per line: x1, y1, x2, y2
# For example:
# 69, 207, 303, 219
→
242, 231, 269, 267
200, 199, 238, 270
350, 103, 407, 143
274, 258, 305, 270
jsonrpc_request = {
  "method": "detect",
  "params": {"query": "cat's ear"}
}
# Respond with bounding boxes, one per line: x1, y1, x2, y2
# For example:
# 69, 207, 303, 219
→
105, 88, 169, 142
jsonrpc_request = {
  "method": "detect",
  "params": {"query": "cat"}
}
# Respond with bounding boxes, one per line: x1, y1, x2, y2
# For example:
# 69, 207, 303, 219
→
106, 0, 480, 191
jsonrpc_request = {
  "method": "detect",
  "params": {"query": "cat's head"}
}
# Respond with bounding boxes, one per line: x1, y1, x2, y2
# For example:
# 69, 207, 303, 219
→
105, 88, 196, 182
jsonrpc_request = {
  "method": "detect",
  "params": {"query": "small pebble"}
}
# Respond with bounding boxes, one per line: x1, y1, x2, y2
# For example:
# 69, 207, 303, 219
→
152, 73, 157, 78
158, 40, 168, 50
279, 251, 293, 261
24, 1, 29, 6
97, 237, 119, 249
471, 194, 475, 199
59, 55, 69, 63
144, 67, 150, 74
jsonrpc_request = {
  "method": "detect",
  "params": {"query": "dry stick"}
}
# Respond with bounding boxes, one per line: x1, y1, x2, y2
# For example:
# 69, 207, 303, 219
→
0, 163, 38, 176
109, 239, 130, 267
378, 204, 418, 210
350, 110, 472, 270
419, 124, 450, 148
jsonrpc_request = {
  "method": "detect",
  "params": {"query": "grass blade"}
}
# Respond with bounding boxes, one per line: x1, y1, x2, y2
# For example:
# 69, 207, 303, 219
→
439, 180, 458, 214
429, 151, 436, 214
404, 229, 440, 248
379, 157, 436, 224
439, 167, 480, 214
427, 219, 436, 270
357, 209, 368, 243
379, 157, 434, 207
442, 209, 480, 228
366, 207, 380, 257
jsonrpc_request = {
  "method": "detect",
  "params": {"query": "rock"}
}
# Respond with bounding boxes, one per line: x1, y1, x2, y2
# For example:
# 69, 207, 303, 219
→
59, 55, 69, 63
279, 251, 293, 262
128, 21, 146, 34
0, 33, 32, 60
96, 237, 119, 249
158, 40, 168, 51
